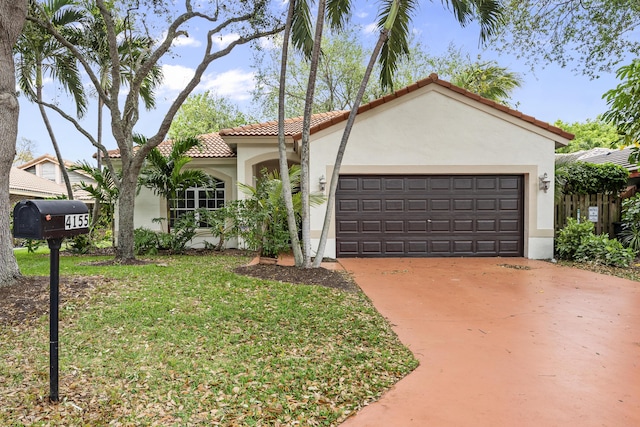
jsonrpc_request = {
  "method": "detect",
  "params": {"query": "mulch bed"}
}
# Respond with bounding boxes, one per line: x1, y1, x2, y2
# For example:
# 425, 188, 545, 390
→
0, 275, 104, 326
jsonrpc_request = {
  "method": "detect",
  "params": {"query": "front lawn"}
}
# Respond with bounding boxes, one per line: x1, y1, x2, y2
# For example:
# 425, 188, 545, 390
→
0, 251, 417, 426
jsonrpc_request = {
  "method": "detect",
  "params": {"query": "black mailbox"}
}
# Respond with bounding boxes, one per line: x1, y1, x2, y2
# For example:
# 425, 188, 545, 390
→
13, 200, 89, 240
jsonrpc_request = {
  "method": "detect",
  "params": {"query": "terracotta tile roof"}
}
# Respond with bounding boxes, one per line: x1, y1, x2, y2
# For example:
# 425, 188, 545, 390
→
219, 74, 574, 142
107, 132, 235, 159
219, 111, 348, 137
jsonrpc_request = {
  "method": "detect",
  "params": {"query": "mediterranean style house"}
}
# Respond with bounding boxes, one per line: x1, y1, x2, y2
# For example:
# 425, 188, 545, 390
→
110, 74, 572, 259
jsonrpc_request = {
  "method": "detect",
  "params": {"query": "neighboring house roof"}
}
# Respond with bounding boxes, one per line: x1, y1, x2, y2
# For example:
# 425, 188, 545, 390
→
18, 153, 78, 171
17, 153, 94, 180
10, 167, 67, 199
580, 147, 639, 172
555, 147, 615, 164
10, 167, 94, 202
219, 73, 574, 142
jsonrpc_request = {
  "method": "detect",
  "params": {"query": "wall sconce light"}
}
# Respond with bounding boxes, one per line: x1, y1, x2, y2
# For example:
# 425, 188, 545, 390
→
319, 175, 326, 191
539, 172, 551, 193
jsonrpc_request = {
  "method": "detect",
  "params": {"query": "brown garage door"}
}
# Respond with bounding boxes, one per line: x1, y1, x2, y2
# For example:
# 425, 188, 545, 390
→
336, 175, 524, 257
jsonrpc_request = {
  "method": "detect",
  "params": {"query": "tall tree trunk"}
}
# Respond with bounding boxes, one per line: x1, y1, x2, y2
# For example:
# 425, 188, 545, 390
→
36, 77, 74, 200
278, 0, 304, 266
92, 99, 103, 227
0, 0, 27, 287
313, 30, 389, 267
300, 0, 326, 267
115, 159, 140, 261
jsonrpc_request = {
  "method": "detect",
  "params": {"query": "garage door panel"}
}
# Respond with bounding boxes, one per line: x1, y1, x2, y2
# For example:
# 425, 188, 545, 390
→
454, 220, 473, 232
408, 200, 428, 211
432, 240, 453, 253
362, 178, 382, 191
477, 199, 497, 210
431, 220, 451, 232
386, 200, 404, 211
362, 241, 382, 254
453, 199, 474, 211
336, 175, 523, 257
499, 219, 520, 232
385, 220, 404, 232
431, 199, 451, 211
385, 178, 405, 191
338, 220, 358, 233
408, 220, 428, 232
385, 241, 405, 253
477, 219, 497, 232
362, 200, 382, 211
361, 221, 382, 233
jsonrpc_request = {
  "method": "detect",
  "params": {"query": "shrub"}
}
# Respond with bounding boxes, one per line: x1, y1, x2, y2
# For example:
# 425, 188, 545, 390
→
134, 227, 160, 255
555, 218, 594, 260
556, 217, 636, 267
574, 234, 635, 267
556, 162, 628, 195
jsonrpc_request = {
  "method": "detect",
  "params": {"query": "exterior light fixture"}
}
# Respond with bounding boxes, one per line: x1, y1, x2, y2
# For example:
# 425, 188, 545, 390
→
319, 175, 326, 191
539, 173, 551, 192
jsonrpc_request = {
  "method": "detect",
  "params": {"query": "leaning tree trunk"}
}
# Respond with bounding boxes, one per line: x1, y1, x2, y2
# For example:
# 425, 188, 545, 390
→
37, 81, 74, 200
0, 0, 27, 287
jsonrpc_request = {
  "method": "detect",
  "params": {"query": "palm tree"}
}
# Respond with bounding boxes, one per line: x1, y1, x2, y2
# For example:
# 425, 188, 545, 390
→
70, 160, 119, 245
15, 0, 87, 200
73, 3, 162, 223
239, 165, 325, 258
138, 135, 213, 233
313, 0, 505, 266
451, 60, 523, 105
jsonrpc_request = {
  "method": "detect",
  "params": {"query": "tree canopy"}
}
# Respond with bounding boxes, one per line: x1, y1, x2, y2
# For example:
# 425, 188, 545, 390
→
496, 0, 640, 77
602, 60, 640, 147
554, 117, 622, 153
168, 91, 253, 140
27, 0, 284, 261
253, 30, 522, 120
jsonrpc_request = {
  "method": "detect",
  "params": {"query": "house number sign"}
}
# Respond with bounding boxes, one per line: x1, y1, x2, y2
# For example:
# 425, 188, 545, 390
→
64, 213, 90, 230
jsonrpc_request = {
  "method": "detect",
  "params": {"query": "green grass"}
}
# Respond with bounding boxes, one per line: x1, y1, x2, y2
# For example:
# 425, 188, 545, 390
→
1, 251, 418, 426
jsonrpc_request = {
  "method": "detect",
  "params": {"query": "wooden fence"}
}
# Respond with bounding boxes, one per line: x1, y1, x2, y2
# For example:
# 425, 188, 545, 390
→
555, 194, 621, 236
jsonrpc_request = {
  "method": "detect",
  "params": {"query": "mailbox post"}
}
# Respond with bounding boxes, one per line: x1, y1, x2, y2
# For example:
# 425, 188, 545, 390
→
13, 200, 89, 402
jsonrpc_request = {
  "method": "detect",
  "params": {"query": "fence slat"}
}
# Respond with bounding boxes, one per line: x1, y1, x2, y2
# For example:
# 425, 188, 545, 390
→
555, 193, 621, 236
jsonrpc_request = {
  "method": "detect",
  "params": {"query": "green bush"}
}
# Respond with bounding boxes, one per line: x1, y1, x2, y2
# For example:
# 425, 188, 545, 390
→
556, 162, 628, 195
555, 218, 594, 259
556, 217, 636, 267
134, 227, 160, 255
574, 234, 635, 267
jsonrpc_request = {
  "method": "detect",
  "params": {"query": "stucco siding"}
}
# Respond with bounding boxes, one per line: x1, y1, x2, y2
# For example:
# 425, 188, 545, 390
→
308, 86, 559, 259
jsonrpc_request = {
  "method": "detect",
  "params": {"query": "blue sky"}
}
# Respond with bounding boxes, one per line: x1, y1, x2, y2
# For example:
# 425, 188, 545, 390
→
17, 1, 624, 164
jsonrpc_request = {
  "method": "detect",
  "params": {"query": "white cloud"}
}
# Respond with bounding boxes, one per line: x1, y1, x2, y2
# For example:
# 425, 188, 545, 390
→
363, 22, 378, 35
211, 33, 240, 49
159, 64, 196, 94
200, 69, 255, 101
157, 65, 255, 102
172, 33, 202, 48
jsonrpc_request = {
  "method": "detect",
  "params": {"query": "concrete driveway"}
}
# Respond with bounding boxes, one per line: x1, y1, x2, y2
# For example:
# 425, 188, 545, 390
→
338, 258, 640, 427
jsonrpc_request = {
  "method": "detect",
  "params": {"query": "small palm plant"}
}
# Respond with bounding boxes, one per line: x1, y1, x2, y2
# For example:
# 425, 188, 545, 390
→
238, 165, 325, 258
